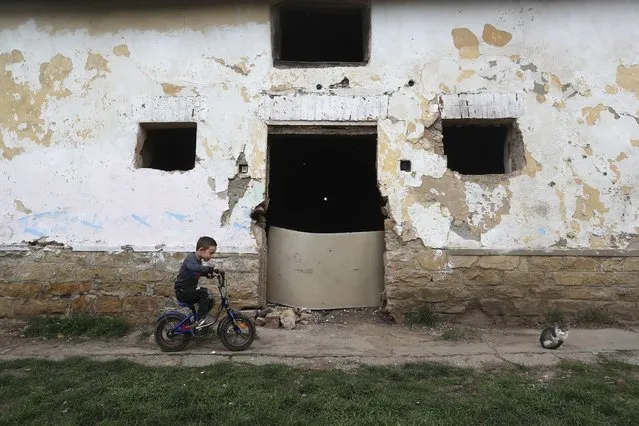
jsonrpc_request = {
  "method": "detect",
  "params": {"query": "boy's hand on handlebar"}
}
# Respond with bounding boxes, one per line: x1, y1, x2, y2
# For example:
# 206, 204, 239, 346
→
205, 267, 223, 278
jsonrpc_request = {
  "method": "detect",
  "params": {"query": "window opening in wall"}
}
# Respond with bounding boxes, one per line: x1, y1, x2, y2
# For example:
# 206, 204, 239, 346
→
272, 3, 370, 66
442, 119, 525, 175
136, 123, 197, 172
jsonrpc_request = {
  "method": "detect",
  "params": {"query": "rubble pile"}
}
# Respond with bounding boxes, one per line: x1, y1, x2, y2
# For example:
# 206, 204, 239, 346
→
240, 305, 313, 330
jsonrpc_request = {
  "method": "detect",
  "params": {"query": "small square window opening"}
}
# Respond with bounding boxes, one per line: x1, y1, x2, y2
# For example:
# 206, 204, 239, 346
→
442, 119, 525, 175
400, 160, 412, 172
136, 123, 197, 172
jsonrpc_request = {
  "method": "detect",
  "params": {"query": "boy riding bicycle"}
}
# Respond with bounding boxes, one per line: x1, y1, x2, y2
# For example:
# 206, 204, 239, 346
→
174, 236, 220, 329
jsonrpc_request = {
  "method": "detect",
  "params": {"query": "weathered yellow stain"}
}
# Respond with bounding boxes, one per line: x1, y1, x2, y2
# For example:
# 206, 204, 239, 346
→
583, 145, 593, 156
400, 192, 416, 223
516, 70, 523, 79
439, 83, 451, 94
616, 64, 639, 98
550, 74, 562, 88
570, 220, 582, 233
522, 150, 542, 177
85, 52, 109, 73
161, 83, 184, 96
40, 131, 52, 147
510, 54, 521, 63
553, 100, 565, 110
14, 199, 31, 214
616, 152, 628, 161
631, 138, 639, 147
40, 54, 73, 95
605, 84, 619, 95
574, 182, 609, 225
381, 144, 400, 177
214, 57, 250, 76
248, 119, 267, 177
202, 138, 213, 158
269, 83, 293, 92
456, 69, 476, 82
371, 75, 381, 81
581, 104, 607, 126
0, 135, 25, 160
451, 28, 480, 59
406, 122, 416, 134
240, 86, 250, 103
112, 44, 130, 57
84, 51, 109, 89
378, 128, 400, 178
608, 160, 621, 181
482, 24, 512, 47
536, 94, 546, 103
1, 50, 73, 159
76, 128, 92, 140
555, 189, 566, 222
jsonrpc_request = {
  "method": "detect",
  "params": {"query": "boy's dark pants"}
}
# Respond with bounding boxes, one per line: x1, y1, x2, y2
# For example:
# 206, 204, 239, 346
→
176, 287, 213, 318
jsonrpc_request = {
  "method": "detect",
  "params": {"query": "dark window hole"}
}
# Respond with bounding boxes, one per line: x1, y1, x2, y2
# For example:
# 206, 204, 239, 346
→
136, 123, 196, 172
442, 119, 525, 175
273, 4, 370, 65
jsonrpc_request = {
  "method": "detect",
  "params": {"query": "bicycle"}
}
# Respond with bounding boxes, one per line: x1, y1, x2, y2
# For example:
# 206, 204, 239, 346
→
154, 270, 256, 352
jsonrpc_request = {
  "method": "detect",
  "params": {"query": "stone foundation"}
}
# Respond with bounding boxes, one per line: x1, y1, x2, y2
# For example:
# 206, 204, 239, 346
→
384, 232, 639, 323
0, 249, 261, 324
2, 237, 638, 326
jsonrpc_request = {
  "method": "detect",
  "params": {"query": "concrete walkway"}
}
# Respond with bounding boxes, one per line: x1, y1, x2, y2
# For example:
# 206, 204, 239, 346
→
2, 323, 639, 369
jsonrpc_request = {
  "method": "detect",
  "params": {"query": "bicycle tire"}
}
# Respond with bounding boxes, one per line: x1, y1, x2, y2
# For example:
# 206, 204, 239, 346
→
155, 313, 192, 352
218, 314, 256, 351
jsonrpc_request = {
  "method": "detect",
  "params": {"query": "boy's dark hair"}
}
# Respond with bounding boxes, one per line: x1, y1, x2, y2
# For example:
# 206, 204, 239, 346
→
196, 236, 217, 250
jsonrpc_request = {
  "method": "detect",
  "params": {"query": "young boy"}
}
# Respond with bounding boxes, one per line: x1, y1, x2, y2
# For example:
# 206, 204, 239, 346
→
174, 236, 220, 329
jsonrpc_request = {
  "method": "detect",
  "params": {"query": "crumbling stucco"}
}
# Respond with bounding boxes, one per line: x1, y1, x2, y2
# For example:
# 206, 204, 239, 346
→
0, 1, 637, 256
0, 50, 72, 159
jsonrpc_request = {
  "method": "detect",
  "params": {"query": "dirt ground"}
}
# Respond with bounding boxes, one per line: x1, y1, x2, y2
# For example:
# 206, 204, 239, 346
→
2, 309, 639, 370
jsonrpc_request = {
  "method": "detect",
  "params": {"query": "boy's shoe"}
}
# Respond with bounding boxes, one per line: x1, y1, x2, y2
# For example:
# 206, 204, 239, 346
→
195, 318, 214, 329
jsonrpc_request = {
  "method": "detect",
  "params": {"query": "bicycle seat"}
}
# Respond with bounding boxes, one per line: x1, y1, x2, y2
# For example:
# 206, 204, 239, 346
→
177, 300, 196, 309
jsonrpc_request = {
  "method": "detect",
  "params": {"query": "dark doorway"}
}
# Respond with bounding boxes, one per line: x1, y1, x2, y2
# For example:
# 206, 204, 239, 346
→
267, 130, 384, 234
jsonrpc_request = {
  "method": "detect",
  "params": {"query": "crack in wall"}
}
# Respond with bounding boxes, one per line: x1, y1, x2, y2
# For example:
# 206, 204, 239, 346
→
220, 151, 251, 227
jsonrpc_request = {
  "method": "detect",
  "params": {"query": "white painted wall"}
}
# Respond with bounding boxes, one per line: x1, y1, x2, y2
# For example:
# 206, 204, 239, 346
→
0, 1, 638, 253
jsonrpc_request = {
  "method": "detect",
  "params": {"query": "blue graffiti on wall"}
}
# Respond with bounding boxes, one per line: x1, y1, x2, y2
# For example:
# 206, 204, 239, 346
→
131, 214, 152, 227
165, 212, 189, 222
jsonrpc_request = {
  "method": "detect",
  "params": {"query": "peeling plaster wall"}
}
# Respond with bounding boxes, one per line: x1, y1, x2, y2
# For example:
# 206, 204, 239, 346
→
1, 0, 638, 256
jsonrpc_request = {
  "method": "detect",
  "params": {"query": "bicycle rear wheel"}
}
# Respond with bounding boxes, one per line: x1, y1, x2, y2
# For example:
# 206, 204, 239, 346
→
155, 313, 192, 352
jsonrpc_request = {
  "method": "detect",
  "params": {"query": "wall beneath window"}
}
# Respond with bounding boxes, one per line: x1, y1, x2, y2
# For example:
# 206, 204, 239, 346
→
1, 1, 638, 321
